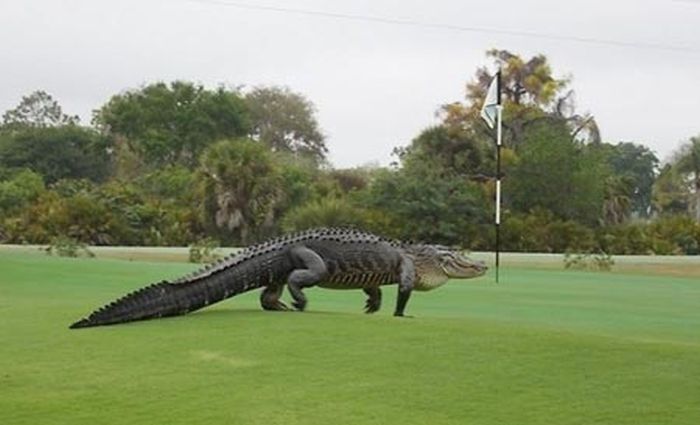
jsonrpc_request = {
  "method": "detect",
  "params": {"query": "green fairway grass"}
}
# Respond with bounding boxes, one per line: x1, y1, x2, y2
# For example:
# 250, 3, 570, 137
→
1, 248, 699, 424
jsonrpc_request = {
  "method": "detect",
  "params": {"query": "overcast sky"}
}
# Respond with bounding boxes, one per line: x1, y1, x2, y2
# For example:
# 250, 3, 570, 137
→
1, 0, 699, 167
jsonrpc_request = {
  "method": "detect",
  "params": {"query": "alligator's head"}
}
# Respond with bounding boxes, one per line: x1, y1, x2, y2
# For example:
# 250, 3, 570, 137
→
405, 244, 488, 291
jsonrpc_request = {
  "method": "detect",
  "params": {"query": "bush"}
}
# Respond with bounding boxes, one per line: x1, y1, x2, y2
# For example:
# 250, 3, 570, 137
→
359, 167, 489, 247
597, 216, 700, 255
650, 215, 700, 255
137, 166, 196, 201
596, 223, 655, 255
44, 235, 94, 258
2, 181, 202, 246
564, 251, 614, 271
281, 197, 378, 232
0, 169, 45, 215
188, 237, 223, 263
501, 209, 595, 253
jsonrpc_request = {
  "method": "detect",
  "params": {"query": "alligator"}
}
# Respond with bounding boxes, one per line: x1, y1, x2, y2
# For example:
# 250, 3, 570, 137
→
69, 228, 487, 329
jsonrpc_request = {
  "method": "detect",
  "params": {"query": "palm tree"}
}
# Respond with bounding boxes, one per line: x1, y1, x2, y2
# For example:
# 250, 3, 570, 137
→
197, 138, 281, 245
602, 176, 632, 225
674, 136, 700, 222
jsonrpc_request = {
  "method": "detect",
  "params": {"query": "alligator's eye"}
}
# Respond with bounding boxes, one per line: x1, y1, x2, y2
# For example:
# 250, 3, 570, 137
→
440, 251, 456, 262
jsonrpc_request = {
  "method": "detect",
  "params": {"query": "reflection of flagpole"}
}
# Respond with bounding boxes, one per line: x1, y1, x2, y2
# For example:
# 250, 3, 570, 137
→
480, 69, 502, 283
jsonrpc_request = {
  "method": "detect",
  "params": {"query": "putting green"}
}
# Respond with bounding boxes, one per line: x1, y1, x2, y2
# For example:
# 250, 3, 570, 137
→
1, 248, 698, 424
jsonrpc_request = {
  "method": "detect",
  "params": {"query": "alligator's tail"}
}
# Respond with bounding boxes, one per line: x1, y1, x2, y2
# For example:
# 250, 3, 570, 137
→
69, 263, 258, 329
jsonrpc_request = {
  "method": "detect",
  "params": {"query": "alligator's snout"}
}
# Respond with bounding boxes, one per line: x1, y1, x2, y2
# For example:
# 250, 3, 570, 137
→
474, 260, 488, 276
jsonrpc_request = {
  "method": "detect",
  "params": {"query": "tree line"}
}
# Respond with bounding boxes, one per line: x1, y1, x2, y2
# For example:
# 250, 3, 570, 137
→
1, 49, 699, 254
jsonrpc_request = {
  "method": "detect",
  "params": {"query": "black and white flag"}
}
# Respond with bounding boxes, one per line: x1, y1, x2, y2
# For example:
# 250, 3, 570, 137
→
480, 71, 501, 130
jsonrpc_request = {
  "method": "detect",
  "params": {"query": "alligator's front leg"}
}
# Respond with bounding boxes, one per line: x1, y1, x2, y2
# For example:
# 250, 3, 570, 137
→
287, 246, 328, 311
260, 285, 290, 311
394, 255, 415, 317
363, 287, 382, 313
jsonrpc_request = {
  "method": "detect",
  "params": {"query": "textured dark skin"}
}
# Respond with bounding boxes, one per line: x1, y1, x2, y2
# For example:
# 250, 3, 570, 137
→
70, 228, 487, 329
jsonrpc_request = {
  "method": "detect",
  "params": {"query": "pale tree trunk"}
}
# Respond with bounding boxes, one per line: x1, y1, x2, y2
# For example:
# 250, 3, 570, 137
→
694, 173, 700, 223
693, 146, 700, 222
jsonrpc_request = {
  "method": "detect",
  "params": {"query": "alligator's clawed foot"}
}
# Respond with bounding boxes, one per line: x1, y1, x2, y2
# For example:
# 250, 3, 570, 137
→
364, 300, 380, 314
273, 301, 291, 311
292, 300, 307, 311
393, 313, 414, 318
261, 300, 291, 311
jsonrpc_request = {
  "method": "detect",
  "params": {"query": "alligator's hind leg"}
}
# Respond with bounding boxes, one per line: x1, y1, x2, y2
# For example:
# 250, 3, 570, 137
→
260, 285, 289, 311
363, 287, 382, 313
287, 246, 328, 311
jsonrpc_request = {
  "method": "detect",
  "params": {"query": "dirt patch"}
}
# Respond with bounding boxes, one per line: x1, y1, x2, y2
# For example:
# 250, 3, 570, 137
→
191, 350, 256, 368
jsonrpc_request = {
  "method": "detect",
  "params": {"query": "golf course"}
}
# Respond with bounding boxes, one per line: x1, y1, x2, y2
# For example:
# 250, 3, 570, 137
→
1, 246, 698, 424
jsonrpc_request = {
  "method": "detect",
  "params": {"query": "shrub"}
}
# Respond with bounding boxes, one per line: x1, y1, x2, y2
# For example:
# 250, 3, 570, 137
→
564, 251, 614, 271
189, 237, 223, 263
597, 216, 700, 255
596, 223, 655, 255
44, 235, 94, 258
0, 169, 45, 215
502, 209, 595, 253
650, 215, 700, 255
137, 166, 195, 201
281, 197, 377, 233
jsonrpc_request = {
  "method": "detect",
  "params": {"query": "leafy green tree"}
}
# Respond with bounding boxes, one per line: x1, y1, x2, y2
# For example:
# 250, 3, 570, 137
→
574, 144, 613, 225
408, 49, 604, 237
328, 167, 374, 193
110, 137, 147, 182
602, 142, 659, 218
601, 175, 633, 226
652, 137, 700, 220
653, 164, 689, 216
94, 81, 250, 168
2, 90, 79, 128
196, 138, 281, 244
0, 126, 111, 183
245, 86, 327, 163
674, 136, 700, 222
137, 165, 196, 202
0, 169, 45, 216
269, 155, 319, 224
361, 163, 489, 247
508, 121, 575, 216
508, 120, 608, 225
397, 125, 493, 179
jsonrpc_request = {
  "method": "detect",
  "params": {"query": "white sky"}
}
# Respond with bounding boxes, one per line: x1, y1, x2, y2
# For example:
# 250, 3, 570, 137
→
1, 0, 699, 167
